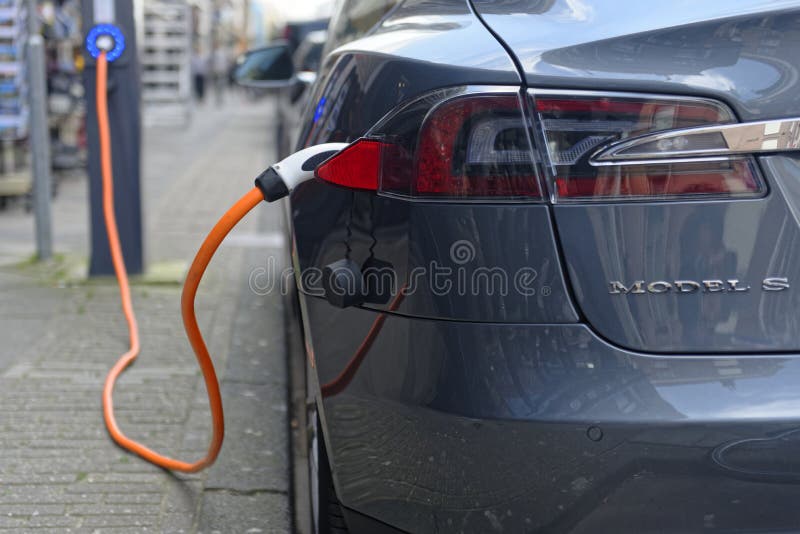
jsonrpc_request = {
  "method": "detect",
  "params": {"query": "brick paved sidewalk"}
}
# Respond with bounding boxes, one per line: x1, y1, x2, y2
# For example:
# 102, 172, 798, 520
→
0, 98, 291, 532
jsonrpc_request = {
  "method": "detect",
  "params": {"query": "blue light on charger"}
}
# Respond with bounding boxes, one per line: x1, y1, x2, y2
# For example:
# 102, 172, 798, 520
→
86, 24, 126, 62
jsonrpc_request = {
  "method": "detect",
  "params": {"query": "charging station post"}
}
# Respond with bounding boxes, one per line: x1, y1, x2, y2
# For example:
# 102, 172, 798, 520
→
82, 0, 143, 276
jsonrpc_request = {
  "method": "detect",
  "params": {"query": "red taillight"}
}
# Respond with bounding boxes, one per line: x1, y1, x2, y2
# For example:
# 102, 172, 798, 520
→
534, 98, 724, 122
555, 160, 761, 199
315, 89, 766, 203
315, 88, 544, 200
413, 95, 541, 198
532, 91, 765, 201
315, 139, 385, 191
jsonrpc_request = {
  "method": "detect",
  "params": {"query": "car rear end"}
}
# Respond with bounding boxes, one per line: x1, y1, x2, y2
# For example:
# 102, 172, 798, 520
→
291, 1, 800, 531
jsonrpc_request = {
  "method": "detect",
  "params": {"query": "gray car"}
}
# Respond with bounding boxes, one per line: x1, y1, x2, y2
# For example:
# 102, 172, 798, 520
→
237, 1, 800, 532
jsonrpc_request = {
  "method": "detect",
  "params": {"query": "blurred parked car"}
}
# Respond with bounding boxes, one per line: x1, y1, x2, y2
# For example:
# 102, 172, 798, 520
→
276, 30, 327, 158
234, 30, 327, 158
236, 0, 800, 533
281, 18, 328, 53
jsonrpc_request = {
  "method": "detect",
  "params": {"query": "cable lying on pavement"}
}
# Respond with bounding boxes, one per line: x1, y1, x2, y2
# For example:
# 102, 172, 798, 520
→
96, 49, 346, 472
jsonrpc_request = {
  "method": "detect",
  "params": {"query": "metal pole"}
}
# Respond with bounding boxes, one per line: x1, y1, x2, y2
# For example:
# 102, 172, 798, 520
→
26, 0, 52, 260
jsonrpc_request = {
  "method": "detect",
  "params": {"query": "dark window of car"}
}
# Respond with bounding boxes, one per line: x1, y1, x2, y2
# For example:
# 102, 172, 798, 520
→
300, 42, 324, 72
295, 36, 326, 73
235, 46, 293, 82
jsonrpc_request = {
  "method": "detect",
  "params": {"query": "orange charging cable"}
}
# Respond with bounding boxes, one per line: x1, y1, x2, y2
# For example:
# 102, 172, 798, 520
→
97, 51, 263, 472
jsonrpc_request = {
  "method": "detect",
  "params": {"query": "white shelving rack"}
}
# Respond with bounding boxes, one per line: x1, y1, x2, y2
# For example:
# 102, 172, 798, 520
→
0, 0, 30, 200
140, 0, 191, 126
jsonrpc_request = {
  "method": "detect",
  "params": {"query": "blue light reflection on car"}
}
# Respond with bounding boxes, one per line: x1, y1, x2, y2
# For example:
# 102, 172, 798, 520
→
313, 96, 327, 123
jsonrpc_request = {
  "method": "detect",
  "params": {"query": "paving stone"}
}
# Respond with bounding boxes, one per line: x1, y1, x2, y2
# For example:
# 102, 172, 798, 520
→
67, 503, 162, 516
25, 514, 82, 528
221, 268, 287, 387
163, 478, 203, 514
65, 483, 164, 495
197, 491, 289, 533
0, 504, 65, 516
160, 512, 195, 533
0, 474, 77, 485
103, 493, 163, 505
0, 517, 25, 528
81, 514, 159, 528
204, 383, 290, 494
0, 529, 84, 534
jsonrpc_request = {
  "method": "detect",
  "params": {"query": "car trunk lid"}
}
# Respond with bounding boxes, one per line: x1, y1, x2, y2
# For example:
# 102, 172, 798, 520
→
474, 1, 800, 352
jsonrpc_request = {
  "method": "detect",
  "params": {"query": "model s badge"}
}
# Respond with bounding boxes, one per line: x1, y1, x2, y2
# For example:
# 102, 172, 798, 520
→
609, 277, 790, 294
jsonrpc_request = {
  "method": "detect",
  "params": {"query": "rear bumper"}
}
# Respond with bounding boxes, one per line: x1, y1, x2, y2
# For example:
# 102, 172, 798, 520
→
308, 304, 800, 532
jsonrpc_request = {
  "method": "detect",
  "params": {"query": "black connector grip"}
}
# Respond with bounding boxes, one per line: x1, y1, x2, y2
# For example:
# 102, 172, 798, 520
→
254, 167, 289, 202
301, 150, 339, 171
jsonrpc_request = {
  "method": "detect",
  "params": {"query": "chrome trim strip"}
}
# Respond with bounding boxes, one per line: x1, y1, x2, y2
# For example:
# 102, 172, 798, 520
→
528, 88, 729, 108
592, 118, 800, 165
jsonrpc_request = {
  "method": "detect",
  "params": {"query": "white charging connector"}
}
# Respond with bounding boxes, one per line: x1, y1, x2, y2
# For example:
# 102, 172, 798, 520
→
255, 143, 348, 202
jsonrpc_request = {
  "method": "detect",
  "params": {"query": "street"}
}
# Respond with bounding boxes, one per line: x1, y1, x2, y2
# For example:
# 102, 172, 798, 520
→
0, 98, 291, 533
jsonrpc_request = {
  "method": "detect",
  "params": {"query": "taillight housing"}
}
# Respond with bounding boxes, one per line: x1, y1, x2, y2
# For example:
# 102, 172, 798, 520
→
316, 86, 544, 201
530, 90, 765, 202
315, 88, 767, 204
